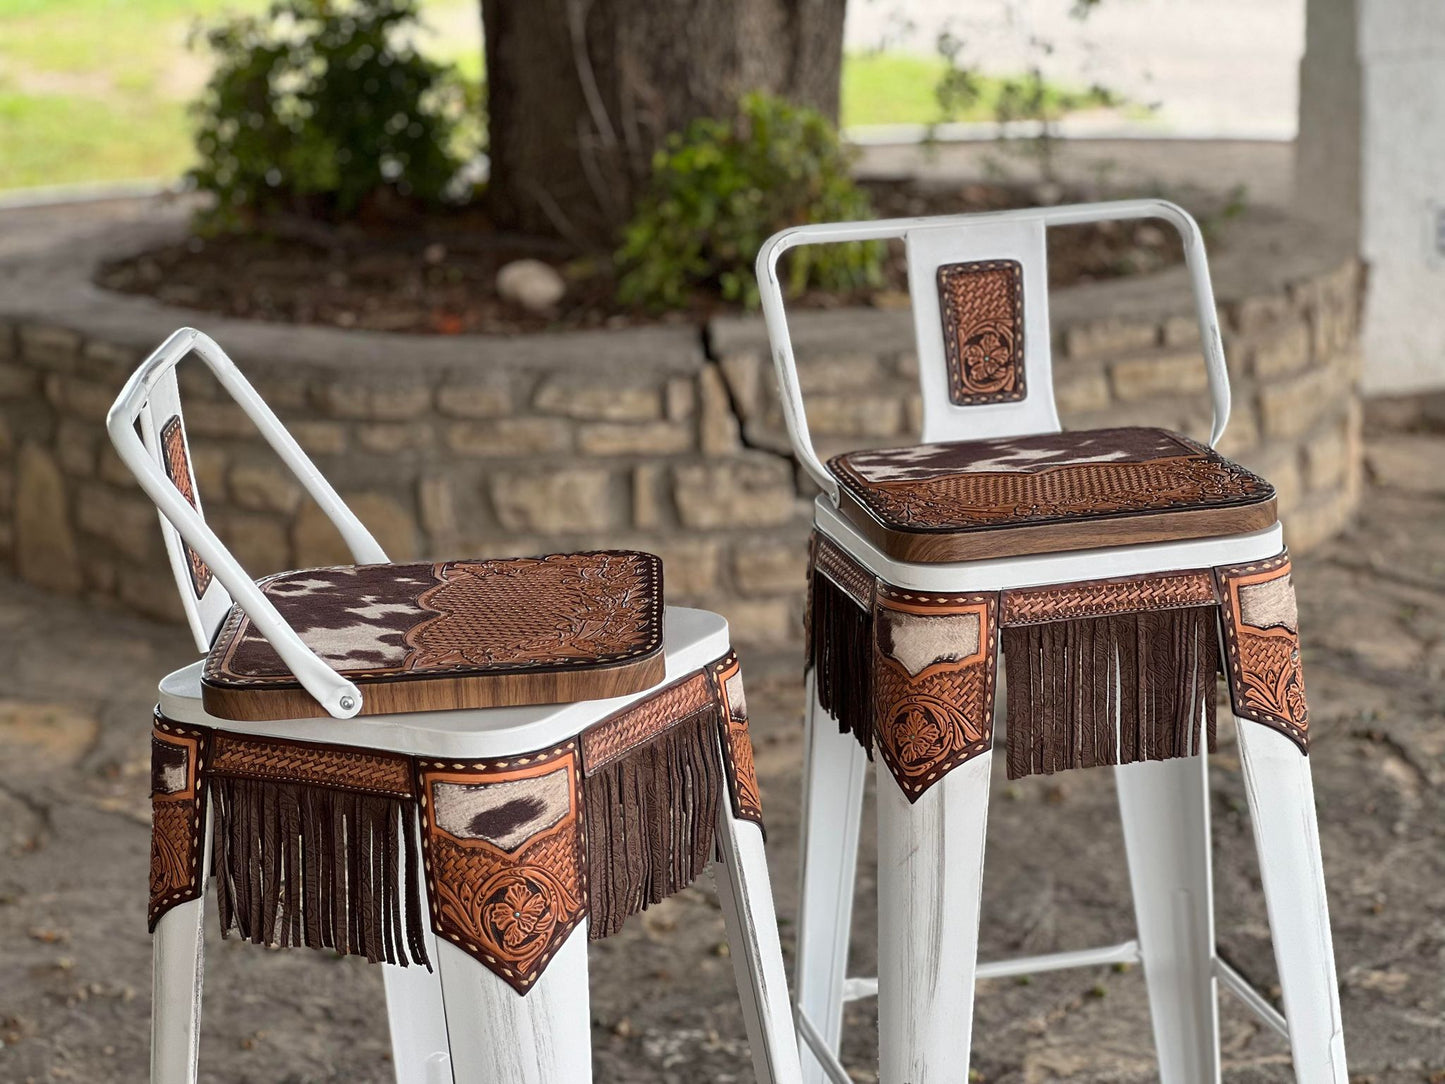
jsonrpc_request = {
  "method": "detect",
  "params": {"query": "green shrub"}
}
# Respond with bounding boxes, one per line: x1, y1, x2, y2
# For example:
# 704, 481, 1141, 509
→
190, 0, 474, 225
616, 93, 883, 310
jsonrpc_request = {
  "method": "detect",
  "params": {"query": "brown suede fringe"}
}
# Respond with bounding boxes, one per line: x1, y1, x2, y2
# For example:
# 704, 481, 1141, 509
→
583, 706, 724, 940
209, 772, 431, 968
808, 561, 876, 754
1001, 606, 1219, 780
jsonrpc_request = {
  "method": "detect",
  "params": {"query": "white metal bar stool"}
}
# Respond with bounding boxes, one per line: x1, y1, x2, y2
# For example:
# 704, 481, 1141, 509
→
109, 328, 803, 1084
755, 200, 1348, 1083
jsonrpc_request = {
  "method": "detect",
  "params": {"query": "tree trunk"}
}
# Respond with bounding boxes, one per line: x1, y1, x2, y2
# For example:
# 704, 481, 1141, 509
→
481, 0, 846, 248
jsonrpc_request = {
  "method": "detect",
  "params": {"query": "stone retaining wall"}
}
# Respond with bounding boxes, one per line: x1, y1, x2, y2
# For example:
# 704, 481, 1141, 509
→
0, 211, 1364, 644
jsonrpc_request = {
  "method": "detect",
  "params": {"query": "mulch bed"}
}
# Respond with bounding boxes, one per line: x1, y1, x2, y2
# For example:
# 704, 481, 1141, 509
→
95, 180, 1191, 335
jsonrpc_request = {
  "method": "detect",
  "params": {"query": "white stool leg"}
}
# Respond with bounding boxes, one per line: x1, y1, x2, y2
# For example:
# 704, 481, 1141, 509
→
384, 812, 452, 1084
1116, 748, 1221, 1084
152, 804, 211, 1084
382, 933, 451, 1084
435, 926, 593, 1083
795, 673, 868, 1084
876, 753, 991, 1084
715, 800, 806, 1084
1235, 717, 1348, 1082
151, 896, 206, 1084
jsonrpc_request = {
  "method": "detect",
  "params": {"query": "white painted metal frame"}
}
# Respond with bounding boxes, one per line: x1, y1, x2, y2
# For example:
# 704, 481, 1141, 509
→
756, 203, 1345, 1083
107, 327, 381, 718
113, 336, 804, 1084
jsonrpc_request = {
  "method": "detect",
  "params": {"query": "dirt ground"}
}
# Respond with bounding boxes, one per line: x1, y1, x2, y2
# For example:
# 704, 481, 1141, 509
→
1, 421, 1443, 1083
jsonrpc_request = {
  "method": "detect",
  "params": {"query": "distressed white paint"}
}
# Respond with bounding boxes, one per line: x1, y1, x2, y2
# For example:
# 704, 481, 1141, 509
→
875, 753, 992, 1082
794, 677, 869, 1084
1116, 749, 1222, 1082
436, 930, 593, 1084
151, 813, 210, 1084
714, 787, 807, 1084
1236, 716, 1349, 1080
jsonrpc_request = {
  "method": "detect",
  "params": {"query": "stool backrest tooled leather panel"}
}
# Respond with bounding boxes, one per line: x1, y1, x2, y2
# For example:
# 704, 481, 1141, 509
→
904, 218, 1061, 444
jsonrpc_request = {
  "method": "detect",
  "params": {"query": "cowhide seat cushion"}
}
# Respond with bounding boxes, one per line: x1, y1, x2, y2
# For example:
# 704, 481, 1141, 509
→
202, 551, 664, 720
827, 426, 1277, 562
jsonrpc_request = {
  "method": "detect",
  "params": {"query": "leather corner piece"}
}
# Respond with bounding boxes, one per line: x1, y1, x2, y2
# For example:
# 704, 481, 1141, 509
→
937, 259, 1026, 405
417, 742, 588, 994
710, 651, 763, 829
149, 713, 209, 930
872, 587, 998, 801
1216, 552, 1309, 753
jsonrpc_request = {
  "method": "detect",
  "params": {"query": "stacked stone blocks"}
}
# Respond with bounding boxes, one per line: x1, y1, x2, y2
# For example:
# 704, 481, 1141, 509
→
0, 248, 1363, 646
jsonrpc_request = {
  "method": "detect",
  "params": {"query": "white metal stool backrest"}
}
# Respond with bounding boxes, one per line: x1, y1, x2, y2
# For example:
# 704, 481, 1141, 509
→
754, 198, 1234, 506
105, 326, 380, 719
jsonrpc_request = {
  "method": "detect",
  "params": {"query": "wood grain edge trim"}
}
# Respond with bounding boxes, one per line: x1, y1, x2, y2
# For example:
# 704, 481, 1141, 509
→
841, 491, 1280, 563
201, 651, 668, 722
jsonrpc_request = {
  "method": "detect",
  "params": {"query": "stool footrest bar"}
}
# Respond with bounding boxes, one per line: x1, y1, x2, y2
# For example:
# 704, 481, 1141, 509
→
840, 940, 1143, 1003
796, 1009, 857, 1084
1215, 958, 1289, 1039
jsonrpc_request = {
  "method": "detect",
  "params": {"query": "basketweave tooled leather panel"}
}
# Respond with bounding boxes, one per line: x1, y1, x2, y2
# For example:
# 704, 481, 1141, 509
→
1216, 552, 1309, 753
204, 550, 662, 689
207, 731, 415, 799
872, 587, 998, 801
580, 671, 715, 776
160, 416, 213, 599
937, 260, 1026, 405
810, 531, 875, 611
1001, 570, 1220, 626
417, 741, 587, 994
711, 651, 763, 827
828, 427, 1274, 534
149, 715, 208, 929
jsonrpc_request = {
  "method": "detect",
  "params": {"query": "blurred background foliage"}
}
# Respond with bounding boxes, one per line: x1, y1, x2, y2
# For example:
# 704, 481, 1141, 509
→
189, 0, 477, 224
0, 0, 1111, 193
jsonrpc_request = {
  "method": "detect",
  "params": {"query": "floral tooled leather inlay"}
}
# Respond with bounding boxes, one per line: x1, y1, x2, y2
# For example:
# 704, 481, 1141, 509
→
160, 416, 212, 599
149, 716, 207, 929
1217, 553, 1309, 753
872, 587, 998, 800
937, 260, 1026, 405
418, 742, 587, 993
829, 427, 1274, 534
711, 651, 763, 828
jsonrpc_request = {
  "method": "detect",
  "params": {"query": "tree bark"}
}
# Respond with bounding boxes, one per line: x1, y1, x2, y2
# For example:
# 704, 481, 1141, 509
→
481, 0, 847, 247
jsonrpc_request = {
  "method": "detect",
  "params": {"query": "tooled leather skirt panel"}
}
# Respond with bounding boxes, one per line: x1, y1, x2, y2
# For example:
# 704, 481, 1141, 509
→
807, 531, 1311, 799
147, 649, 766, 994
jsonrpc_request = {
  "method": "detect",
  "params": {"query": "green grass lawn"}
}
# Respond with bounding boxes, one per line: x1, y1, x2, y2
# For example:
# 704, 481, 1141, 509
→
841, 51, 1119, 128
0, 0, 478, 191
0, 2, 1114, 192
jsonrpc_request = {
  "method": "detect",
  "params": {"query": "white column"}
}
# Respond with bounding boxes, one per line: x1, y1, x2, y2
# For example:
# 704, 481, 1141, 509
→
1298, 0, 1445, 394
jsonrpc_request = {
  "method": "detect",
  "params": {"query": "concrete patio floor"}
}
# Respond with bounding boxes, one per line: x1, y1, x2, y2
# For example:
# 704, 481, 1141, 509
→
0, 420, 1442, 1082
